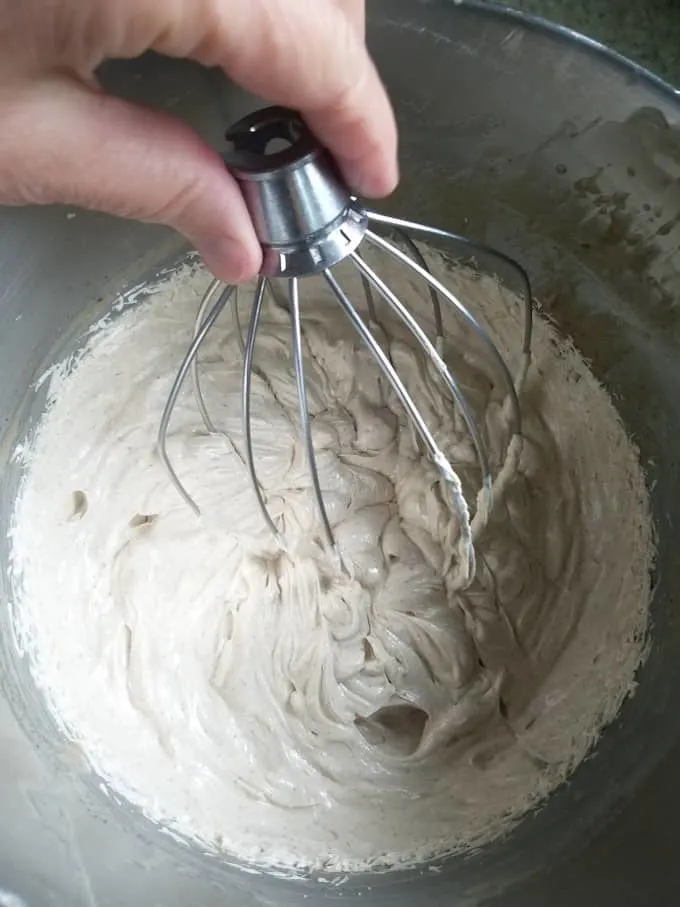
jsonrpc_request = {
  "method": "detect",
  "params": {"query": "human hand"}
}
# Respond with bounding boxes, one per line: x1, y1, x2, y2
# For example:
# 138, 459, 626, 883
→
0, 0, 397, 281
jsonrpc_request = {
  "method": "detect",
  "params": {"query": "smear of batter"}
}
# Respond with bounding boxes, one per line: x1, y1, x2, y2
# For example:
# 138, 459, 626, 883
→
9, 249, 653, 873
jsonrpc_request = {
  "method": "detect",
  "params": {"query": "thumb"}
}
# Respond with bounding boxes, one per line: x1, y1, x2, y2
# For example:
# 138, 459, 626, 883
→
0, 76, 262, 283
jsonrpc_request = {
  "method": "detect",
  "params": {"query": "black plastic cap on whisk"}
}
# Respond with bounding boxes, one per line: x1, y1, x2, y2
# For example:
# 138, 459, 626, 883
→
223, 106, 368, 278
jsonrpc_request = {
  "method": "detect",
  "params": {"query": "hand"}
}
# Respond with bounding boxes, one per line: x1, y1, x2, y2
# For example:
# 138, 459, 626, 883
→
0, 0, 397, 281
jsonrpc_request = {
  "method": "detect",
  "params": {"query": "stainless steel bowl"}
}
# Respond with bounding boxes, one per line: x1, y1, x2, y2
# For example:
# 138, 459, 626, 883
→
2, 2, 680, 904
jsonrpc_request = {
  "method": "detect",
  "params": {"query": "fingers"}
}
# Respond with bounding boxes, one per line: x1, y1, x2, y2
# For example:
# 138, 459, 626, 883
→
0, 77, 262, 282
149, 0, 398, 199
227, 0, 397, 198
0, 0, 396, 284
336, 0, 365, 37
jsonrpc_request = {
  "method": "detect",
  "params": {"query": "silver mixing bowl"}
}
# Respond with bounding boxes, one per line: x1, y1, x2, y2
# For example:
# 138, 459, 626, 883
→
2, 1, 680, 904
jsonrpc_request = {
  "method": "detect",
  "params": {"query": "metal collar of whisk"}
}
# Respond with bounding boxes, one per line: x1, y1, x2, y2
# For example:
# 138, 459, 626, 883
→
158, 105, 531, 576
223, 105, 368, 278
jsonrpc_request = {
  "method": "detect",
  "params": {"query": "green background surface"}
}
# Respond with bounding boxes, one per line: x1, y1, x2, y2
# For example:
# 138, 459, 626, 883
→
499, 0, 680, 85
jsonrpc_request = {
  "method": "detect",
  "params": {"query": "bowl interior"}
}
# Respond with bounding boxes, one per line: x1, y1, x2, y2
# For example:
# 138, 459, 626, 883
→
2, 3, 680, 905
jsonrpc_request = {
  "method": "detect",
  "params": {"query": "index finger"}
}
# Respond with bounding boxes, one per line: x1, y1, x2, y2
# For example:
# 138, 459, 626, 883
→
154, 0, 398, 198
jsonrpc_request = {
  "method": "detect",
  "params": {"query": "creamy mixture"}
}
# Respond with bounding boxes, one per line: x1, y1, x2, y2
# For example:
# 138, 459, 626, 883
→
9, 250, 653, 873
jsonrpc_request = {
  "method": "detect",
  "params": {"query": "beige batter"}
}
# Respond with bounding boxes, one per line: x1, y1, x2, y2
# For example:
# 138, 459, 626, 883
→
9, 249, 653, 874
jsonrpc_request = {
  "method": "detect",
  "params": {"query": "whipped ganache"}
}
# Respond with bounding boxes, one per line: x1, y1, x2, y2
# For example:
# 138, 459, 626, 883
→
10, 249, 653, 873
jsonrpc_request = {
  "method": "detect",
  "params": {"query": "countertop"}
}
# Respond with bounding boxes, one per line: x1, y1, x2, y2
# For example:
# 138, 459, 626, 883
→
499, 0, 680, 86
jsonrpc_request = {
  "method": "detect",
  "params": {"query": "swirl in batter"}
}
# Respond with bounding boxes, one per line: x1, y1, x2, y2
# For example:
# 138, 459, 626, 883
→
9, 250, 653, 873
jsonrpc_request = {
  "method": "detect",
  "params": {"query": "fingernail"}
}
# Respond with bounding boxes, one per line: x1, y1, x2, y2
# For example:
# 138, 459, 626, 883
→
351, 156, 399, 199
198, 235, 261, 283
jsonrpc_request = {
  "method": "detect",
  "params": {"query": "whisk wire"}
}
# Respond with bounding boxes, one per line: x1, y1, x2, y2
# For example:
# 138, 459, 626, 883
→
392, 229, 444, 341
158, 284, 235, 516
356, 258, 378, 325
289, 277, 339, 558
364, 227, 523, 437
350, 250, 492, 501
242, 277, 284, 546
191, 279, 227, 436
231, 286, 246, 358
368, 211, 533, 362
324, 268, 475, 580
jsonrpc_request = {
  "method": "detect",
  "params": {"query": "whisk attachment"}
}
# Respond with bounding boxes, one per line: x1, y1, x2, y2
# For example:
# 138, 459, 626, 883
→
158, 106, 533, 580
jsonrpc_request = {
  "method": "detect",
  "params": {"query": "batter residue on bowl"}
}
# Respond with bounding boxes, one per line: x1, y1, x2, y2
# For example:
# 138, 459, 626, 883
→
9, 249, 654, 873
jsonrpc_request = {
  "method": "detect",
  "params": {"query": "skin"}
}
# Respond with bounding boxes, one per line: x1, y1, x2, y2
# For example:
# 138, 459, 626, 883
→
0, 0, 398, 281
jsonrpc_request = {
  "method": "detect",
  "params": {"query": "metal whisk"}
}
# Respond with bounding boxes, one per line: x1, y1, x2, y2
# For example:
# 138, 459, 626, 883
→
158, 106, 533, 579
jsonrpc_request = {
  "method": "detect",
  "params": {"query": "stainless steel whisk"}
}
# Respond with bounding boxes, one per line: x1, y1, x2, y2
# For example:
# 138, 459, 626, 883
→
158, 106, 533, 573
